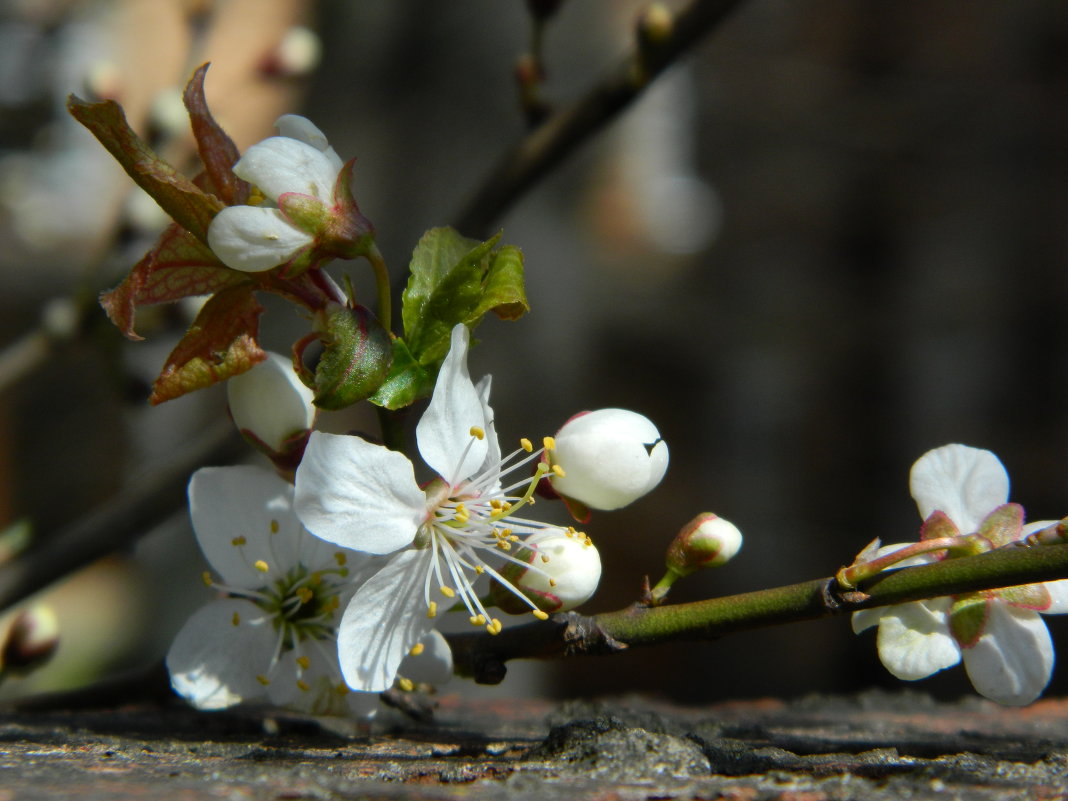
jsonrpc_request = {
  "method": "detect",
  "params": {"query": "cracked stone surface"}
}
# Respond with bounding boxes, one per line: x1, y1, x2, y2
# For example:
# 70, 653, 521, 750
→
3, 690, 1068, 799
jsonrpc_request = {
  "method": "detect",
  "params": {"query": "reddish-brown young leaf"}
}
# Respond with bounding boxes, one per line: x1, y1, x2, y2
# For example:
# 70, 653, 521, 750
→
67, 95, 223, 242
149, 284, 266, 404
101, 223, 250, 340
182, 63, 249, 206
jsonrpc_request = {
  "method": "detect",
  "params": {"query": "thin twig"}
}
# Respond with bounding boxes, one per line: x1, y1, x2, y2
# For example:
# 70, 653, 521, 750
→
454, 0, 747, 236
0, 423, 245, 615
446, 542, 1068, 684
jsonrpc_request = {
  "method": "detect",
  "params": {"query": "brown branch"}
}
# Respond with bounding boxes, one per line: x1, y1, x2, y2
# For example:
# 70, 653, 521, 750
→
0, 423, 244, 615
454, 0, 747, 237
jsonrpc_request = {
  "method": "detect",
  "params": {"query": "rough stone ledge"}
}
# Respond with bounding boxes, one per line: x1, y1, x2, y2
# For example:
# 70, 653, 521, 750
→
2, 690, 1068, 800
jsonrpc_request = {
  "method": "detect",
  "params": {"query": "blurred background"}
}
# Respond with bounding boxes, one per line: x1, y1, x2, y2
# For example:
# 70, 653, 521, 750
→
2, 0, 1068, 707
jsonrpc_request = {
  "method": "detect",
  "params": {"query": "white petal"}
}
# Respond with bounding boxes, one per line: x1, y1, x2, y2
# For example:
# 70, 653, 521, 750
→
872, 600, 960, 680
274, 114, 343, 173
207, 205, 311, 272
227, 351, 316, 451
473, 374, 502, 486
962, 603, 1053, 705
267, 646, 378, 718
1042, 579, 1068, 614
166, 599, 276, 710
294, 432, 425, 555
335, 549, 437, 692
399, 629, 454, 687
416, 324, 487, 483
909, 444, 1009, 532
189, 466, 307, 587
233, 136, 338, 202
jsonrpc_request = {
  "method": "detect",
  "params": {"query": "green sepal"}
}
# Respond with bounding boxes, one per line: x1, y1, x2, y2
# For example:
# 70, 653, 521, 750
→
182, 63, 249, 206
998, 583, 1051, 611
920, 510, 959, 541
368, 337, 433, 410
978, 503, 1024, 548
67, 95, 222, 243
149, 284, 266, 404
948, 593, 991, 648
401, 227, 529, 367
312, 305, 393, 411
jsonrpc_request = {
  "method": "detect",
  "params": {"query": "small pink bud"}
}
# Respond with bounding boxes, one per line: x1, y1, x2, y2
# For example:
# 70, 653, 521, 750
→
665, 513, 742, 576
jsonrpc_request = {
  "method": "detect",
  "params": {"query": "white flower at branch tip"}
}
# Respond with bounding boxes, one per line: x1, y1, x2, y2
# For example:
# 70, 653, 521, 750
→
294, 323, 584, 692
206, 115, 343, 273
166, 465, 379, 717
227, 351, 316, 452
548, 408, 669, 512
852, 443, 1068, 705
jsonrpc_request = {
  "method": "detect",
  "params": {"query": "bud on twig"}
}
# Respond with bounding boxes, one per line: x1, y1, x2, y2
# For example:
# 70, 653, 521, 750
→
296, 304, 393, 411
649, 513, 742, 604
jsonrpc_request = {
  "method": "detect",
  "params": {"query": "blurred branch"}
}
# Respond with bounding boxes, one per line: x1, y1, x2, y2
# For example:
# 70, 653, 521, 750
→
454, 0, 746, 236
0, 423, 244, 615
447, 542, 1068, 683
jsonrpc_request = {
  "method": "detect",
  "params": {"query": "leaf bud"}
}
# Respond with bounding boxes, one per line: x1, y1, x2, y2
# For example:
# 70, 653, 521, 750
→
490, 530, 601, 614
303, 304, 393, 411
228, 351, 316, 470
665, 512, 742, 577
548, 409, 668, 511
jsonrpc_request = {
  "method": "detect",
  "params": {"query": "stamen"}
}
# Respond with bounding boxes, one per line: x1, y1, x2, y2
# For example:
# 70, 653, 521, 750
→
427, 601, 438, 619
297, 655, 311, 670
297, 679, 310, 692
202, 572, 214, 586
543, 436, 556, 451
270, 519, 279, 534
551, 464, 566, 478
409, 642, 425, 656
334, 552, 347, 566
533, 610, 549, 621
254, 560, 269, 573
470, 426, 485, 440
231, 536, 247, 546
335, 683, 350, 695
398, 677, 415, 692
256, 674, 271, 686
520, 438, 533, 452
232, 612, 240, 626
440, 586, 456, 598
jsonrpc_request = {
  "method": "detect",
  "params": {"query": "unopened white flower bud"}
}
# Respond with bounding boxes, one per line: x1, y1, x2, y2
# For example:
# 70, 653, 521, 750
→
227, 352, 316, 453
666, 512, 742, 576
549, 409, 668, 511
491, 530, 602, 614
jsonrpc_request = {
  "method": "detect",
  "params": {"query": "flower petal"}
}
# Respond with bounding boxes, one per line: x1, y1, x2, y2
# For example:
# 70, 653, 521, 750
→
416, 324, 488, 484
909, 444, 1009, 532
207, 205, 311, 272
274, 114, 343, 173
268, 646, 379, 718
166, 598, 276, 710
190, 466, 307, 587
294, 432, 425, 555
962, 603, 1053, 705
233, 136, 338, 202
871, 600, 960, 680
335, 549, 437, 692
1042, 579, 1068, 614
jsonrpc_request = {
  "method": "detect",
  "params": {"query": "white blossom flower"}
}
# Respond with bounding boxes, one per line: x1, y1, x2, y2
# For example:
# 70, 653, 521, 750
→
294, 324, 583, 692
207, 115, 347, 273
227, 351, 316, 453
852, 444, 1068, 705
549, 408, 669, 513
166, 465, 379, 717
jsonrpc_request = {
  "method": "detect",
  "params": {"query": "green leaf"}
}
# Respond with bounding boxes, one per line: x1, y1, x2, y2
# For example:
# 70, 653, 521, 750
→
100, 223, 249, 340
401, 227, 529, 367
67, 95, 223, 242
149, 284, 265, 404
311, 305, 393, 411
368, 337, 433, 410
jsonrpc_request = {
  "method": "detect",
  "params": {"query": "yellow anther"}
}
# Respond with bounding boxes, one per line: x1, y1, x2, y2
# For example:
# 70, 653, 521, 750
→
256, 674, 271, 686
296, 587, 314, 604
533, 610, 549, 621
541, 555, 550, 564
552, 464, 566, 478
543, 436, 556, 451
231, 612, 240, 626
502, 501, 513, 511
409, 642, 425, 657
231, 536, 247, 546
398, 677, 415, 692
520, 438, 533, 452
490, 499, 503, 510
335, 683, 350, 695
470, 614, 486, 626
427, 601, 438, 619
296, 680, 310, 692
470, 425, 485, 440
334, 552, 347, 566
310, 572, 322, 586
501, 528, 513, 536
440, 586, 456, 598
296, 656, 311, 670
474, 565, 485, 575
270, 519, 279, 534
202, 571, 214, 586
509, 535, 519, 542
324, 596, 340, 613
549, 578, 558, 587
253, 559, 269, 573
497, 540, 512, 551
490, 618, 503, 635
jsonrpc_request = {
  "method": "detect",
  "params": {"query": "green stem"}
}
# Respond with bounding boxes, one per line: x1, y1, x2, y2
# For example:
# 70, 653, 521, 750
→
447, 542, 1068, 683
366, 244, 392, 334
836, 535, 980, 588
